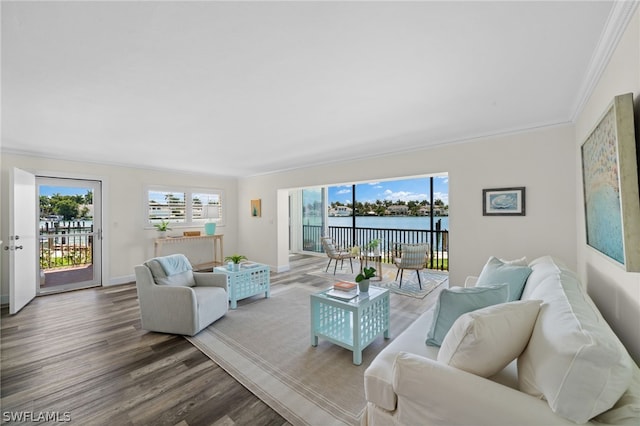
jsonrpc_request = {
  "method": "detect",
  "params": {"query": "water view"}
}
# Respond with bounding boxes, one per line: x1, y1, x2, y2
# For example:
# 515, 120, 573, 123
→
328, 215, 448, 231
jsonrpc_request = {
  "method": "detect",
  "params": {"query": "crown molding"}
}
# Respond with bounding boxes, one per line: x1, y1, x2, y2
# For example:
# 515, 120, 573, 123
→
571, 0, 639, 122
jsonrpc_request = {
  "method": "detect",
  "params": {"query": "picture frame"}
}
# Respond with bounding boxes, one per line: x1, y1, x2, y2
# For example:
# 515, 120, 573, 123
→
251, 199, 261, 217
581, 93, 640, 272
482, 187, 525, 216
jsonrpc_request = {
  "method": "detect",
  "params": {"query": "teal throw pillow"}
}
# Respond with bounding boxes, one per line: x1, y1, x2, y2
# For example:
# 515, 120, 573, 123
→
475, 256, 532, 301
426, 284, 510, 347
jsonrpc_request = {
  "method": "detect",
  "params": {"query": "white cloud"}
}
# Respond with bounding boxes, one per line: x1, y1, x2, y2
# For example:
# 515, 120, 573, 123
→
433, 191, 449, 205
384, 190, 429, 202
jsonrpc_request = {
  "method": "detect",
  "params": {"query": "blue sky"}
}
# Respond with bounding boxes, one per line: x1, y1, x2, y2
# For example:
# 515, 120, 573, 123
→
39, 186, 91, 197
328, 176, 448, 205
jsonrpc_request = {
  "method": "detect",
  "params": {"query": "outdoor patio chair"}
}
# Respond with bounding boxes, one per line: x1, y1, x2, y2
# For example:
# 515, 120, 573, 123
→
393, 243, 430, 289
320, 236, 356, 274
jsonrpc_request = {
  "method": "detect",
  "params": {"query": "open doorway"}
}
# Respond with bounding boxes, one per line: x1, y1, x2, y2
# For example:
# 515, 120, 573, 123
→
37, 177, 102, 294
290, 174, 449, 270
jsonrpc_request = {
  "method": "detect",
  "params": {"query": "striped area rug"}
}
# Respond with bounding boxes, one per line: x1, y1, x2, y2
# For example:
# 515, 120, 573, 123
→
187, 283, 422, 426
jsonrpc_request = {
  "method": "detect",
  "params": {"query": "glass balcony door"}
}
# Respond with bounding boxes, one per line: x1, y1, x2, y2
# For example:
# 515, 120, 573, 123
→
37, 177, 102, 293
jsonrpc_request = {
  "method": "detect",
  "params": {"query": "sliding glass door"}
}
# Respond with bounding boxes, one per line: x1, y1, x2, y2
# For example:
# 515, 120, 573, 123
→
301, 188, 325, 253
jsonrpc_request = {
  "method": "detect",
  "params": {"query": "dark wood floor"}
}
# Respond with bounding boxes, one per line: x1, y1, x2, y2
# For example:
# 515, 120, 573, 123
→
1, 254, 443, 426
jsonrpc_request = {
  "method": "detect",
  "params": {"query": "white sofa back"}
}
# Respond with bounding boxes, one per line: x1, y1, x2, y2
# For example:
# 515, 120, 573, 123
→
518, 256, 635, 423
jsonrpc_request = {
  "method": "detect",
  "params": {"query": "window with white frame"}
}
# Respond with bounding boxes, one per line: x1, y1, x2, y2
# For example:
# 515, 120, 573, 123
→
146, 187, 223, 228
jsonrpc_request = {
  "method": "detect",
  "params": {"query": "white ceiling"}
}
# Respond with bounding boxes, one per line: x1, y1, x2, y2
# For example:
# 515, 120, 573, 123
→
1, 1, 634, 177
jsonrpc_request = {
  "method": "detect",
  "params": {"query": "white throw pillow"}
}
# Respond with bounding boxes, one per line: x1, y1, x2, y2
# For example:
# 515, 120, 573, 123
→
437, 300, 541, 377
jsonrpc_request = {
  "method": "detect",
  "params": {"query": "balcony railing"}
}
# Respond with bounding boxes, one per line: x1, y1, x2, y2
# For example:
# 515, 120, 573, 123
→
302, 224, 449, 271
39, 221, 93, 269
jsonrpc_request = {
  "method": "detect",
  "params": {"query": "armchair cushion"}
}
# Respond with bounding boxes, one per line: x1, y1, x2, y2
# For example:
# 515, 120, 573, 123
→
394, 243, 429, 269
145, 254, 196, 287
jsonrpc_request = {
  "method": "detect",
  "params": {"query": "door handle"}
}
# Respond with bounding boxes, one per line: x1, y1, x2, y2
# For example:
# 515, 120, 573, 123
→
15, 246, 23, 250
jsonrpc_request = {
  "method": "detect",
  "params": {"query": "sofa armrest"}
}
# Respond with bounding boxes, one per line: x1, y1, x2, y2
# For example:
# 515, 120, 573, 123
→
194, 272, 228, 291
392, 352, 576, 426
464, 275, 478, 287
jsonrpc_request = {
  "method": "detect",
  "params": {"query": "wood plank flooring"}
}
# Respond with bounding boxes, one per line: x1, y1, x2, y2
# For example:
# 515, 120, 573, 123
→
1, 254, 444, 426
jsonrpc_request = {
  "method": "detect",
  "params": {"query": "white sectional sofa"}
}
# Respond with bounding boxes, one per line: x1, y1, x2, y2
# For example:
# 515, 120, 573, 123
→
362, 256, 640, 425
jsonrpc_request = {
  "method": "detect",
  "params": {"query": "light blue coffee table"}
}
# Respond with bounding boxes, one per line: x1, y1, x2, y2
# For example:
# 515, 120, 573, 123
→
310, 286, 390, 365
214, 263, 270, 309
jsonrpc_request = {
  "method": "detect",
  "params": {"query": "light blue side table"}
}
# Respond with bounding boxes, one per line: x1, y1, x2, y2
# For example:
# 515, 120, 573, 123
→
214, 263, 270, 309
310, 286, 390, 365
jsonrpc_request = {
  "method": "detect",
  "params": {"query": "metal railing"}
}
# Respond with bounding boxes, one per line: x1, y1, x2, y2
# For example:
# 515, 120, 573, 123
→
302, 224, 449, 270
39, 221, 93, 269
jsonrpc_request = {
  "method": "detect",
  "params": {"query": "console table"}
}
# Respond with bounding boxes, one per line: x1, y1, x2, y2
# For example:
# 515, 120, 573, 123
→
154, 234, 223, 271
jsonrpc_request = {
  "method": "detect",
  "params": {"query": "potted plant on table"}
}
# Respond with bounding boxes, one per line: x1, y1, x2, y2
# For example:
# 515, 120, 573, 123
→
224, 254, 248, 271
154, 220, 171, 238
366, 239, 381, 255
355, 266, 376, 293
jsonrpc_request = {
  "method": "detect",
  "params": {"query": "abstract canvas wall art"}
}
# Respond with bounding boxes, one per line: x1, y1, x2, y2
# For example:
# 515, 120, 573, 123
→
581, 93, 640, 272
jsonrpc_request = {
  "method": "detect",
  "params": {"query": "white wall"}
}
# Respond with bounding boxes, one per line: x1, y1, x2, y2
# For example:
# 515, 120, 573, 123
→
238, 123, 577, 286
575, 8, 640, 362
0, 153, 239, 300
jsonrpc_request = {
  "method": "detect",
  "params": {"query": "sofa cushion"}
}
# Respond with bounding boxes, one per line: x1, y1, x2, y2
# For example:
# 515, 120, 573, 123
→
437, 300, 541, 377
364, 308, 440, 411
426, 284, 510, 346
520, 255, 567, 300
518, 258, 634, 423
476, 256, 532, 301
593, 366, 640, 425
498, 256, 528, 266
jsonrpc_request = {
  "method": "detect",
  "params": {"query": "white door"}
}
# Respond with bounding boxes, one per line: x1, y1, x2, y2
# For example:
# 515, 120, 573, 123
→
8, 168, 37, 314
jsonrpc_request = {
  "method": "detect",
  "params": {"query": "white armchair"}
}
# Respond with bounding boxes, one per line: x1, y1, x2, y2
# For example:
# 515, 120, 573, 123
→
134, 254, 228, 336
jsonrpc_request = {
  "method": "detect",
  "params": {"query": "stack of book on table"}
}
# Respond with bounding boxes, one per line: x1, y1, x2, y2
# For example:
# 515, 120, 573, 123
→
326, 281, 358, 300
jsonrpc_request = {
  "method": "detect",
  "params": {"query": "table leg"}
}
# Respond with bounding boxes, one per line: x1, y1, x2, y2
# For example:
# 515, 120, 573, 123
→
310, 299, 318, 346
353, 310, 362, 365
